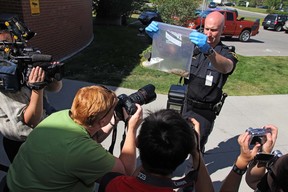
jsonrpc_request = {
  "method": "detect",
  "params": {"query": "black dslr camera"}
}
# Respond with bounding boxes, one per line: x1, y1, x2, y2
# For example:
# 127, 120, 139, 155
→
109, 84, 157, 154
115, 84, 157, 120
246, 127, 271, 146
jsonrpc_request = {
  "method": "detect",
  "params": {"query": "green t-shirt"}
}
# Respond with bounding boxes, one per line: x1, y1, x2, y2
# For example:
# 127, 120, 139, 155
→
7, 109, 115, 192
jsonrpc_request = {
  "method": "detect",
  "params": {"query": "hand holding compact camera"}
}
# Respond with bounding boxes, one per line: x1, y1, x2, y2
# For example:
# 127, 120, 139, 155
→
246, 125, 278, 153
246, 125, 280, 168
246, 127, 271, 146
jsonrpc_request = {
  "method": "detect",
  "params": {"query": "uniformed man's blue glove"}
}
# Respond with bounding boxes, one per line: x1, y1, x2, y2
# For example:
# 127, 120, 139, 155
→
145, 21, 159, 38
189, 30, 211, 54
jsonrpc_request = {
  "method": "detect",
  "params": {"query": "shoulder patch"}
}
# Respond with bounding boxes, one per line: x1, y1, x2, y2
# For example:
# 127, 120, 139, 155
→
223, 45, 235, 52
231, 52, 238, 60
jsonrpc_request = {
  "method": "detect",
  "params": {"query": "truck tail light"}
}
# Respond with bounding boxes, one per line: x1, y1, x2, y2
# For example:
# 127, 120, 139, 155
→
188, 22, 196, 29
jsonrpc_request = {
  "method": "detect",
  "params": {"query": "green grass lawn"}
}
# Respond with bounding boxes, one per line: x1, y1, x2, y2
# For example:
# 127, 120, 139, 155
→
235, 6, 269, 14
64, 17, 288, 96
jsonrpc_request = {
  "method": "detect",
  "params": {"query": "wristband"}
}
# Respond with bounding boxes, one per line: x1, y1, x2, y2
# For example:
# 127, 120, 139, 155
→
27, 82, 47, 90
205, 47, 215, 57
232, 163, 247, 175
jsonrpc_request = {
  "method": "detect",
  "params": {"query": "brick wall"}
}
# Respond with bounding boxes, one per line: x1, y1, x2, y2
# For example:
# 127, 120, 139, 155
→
0, 0, 93, 61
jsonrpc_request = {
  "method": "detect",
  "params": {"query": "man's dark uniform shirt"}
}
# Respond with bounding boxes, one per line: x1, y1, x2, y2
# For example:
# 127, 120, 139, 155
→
182, 41, 238, 152
184, 41, 238, 121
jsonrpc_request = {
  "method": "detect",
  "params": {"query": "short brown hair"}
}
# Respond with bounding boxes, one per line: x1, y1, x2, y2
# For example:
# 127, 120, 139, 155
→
70, 85, 117, 126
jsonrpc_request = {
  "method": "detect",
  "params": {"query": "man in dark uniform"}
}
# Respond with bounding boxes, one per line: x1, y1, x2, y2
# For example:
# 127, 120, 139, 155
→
145, 12, 238, 155
145, 11, 238, 192
182, 11, 238, 154
181, 11, 238, 192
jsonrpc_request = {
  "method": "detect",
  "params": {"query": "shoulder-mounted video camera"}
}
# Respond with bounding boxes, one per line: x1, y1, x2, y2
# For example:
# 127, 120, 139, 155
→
0, 16, 64, 92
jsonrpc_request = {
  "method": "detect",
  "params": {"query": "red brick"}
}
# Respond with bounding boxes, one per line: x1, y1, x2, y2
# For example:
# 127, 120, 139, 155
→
0, 0, 93, 61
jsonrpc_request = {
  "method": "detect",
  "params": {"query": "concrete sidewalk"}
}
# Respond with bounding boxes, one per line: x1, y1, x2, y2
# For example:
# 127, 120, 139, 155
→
1, 79, 288, 191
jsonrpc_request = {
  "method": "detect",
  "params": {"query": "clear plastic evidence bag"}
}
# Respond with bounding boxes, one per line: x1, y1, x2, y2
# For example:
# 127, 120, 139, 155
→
142, 22, 194, 77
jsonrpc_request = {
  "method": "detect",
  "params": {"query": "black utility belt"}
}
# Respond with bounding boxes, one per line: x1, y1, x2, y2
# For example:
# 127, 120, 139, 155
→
187, 98, 216, 110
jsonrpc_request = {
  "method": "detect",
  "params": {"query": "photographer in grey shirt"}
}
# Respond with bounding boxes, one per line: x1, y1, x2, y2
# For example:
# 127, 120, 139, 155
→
0, 29, 62, 162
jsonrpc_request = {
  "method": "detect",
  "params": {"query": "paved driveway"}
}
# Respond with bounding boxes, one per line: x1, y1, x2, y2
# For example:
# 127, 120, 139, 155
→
223, 26, 288, 56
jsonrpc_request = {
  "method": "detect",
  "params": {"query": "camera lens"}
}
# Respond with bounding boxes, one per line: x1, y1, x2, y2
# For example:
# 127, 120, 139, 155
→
128, 84, 157, 105
115, 84, 157, 121
272, 150, 283, 158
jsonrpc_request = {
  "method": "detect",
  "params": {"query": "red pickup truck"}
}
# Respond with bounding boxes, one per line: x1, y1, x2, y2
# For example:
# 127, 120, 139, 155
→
185, 8, 260, 42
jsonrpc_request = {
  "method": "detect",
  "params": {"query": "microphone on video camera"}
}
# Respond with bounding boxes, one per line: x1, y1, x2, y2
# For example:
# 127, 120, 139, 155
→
31, 54, 52, 62
14, 54, 52, 63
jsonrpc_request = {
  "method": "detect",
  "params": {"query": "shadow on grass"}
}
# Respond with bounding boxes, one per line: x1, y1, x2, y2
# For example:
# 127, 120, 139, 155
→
64, 18, 151, 88
64, 17, 181, 94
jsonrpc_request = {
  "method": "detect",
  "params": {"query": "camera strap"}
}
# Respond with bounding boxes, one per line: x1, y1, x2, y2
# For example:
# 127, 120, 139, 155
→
0, 164, 9, 172
136, 151, 200, 189
109, 116, 131, 154
108, 124, 117, 154
136, 170, 198, 189
120, 117, 130, 150
26, 82, 47, 90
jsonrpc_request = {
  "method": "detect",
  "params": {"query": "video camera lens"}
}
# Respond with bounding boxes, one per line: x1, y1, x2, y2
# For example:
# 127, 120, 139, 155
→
272, 150, 283, 158
41, 62, 65, 81
115, 84, 157, 120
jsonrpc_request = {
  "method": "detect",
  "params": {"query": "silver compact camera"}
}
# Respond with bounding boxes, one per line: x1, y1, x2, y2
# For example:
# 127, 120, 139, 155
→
246, 127, 271, 145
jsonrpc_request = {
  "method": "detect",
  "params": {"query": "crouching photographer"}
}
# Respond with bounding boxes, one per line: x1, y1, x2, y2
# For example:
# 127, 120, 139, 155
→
98, 109, 214, 192
0, 18, 63, 163
6, 84, 159, 191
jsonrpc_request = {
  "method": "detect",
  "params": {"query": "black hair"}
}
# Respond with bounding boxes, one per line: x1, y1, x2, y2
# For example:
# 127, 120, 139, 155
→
137, 109, 196, 175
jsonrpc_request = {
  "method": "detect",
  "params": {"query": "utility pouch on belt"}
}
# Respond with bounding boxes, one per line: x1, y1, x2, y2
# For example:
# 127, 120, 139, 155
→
213, 93, 228, 116
187, 93, 228, 116
167, 77, 187, 114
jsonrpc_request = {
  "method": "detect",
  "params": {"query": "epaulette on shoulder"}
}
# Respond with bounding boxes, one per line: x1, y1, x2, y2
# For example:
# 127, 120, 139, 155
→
223, 45, 235, 52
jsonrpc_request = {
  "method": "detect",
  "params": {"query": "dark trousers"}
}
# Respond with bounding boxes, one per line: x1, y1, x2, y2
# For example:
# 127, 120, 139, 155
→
182, 100, 215, 153
0, 175, 9, 192
3, 137, 24, 163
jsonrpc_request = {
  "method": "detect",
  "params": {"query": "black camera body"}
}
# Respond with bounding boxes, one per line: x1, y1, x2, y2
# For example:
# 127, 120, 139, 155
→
14, 48, 65, 83
246, 127, 271, 145
115, 84, 157, 120
38, 62, 64, 81
253, 150, 283, 168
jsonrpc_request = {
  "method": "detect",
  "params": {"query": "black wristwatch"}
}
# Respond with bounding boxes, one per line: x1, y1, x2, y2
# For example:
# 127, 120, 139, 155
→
232, 163, 247, 176
205, 47, 215, 56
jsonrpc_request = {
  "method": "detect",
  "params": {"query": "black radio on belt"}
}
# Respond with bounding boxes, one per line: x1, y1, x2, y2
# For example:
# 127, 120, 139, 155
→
167, 77, 186, 114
